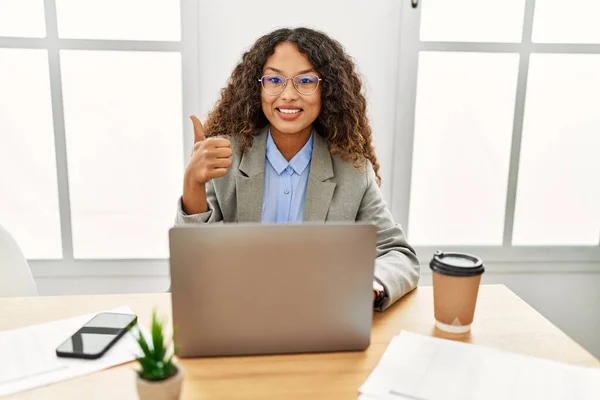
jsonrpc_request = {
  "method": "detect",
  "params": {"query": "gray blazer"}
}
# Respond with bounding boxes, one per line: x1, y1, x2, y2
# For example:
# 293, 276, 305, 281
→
175, 126, 420, 311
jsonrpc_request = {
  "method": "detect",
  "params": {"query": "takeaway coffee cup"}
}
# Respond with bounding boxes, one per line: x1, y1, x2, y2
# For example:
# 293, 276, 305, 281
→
429, 251, 485, 333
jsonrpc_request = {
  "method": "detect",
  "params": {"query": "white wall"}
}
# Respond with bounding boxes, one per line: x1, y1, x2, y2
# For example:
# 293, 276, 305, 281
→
34, 269, 600, 359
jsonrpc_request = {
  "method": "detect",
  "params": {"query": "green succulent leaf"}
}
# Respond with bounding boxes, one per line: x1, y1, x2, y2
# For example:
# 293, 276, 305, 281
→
134, 308, 178, 382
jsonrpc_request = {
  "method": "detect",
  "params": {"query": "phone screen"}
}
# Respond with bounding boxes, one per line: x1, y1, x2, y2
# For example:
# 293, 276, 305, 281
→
56, 313, 137, 358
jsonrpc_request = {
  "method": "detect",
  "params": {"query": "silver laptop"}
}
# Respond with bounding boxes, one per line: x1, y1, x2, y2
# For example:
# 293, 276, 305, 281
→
168, 223, 377, 357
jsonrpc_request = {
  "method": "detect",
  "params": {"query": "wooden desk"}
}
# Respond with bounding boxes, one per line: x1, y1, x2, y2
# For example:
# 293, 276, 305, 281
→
2, 285, 598, 399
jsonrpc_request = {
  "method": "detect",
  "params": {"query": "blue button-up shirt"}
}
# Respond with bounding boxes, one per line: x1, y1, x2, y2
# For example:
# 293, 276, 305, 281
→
260, 131, 314, 223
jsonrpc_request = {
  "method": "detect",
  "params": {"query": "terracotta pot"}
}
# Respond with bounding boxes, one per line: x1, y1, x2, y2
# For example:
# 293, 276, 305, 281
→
136, 365, 184, 400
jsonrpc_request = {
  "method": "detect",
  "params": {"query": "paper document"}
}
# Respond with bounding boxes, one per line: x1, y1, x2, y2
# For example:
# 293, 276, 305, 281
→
0, 305, 145, 397
360, 331, 600, 400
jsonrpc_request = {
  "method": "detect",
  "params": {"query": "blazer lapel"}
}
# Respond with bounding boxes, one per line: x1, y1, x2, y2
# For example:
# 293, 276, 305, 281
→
304, 132, 336, 222
236, 127, 268, 222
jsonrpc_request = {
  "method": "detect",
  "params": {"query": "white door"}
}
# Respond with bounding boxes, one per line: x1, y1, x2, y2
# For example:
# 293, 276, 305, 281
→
392, 0, 600, 264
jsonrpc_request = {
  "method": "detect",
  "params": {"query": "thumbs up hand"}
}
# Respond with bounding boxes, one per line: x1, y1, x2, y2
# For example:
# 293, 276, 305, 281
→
186, 115, 233, 185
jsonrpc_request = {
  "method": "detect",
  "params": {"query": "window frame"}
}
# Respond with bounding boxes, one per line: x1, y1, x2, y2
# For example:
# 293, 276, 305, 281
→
0, 0, 199, 277
391, 0, 600, 266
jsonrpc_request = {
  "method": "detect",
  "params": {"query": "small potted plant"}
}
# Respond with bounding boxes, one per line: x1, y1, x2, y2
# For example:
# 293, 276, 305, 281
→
134, 309, 184, 400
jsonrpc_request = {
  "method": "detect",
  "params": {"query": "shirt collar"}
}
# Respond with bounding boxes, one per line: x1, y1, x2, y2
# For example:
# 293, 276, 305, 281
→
266, 128, 314, 175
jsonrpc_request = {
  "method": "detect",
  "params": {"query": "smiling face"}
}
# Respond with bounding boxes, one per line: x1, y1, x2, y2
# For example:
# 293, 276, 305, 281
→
260, 42, 322, 138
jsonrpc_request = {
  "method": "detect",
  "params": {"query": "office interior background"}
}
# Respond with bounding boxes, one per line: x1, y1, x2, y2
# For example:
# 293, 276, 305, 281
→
0, 0, 598, 358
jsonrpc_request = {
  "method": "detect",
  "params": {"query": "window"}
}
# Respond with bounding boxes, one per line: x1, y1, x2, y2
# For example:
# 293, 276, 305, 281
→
61, 50, 183, 259
408, 51, 518, 246
392, 0, 599, 263
513, 53, 600, 246
0, 1, 198, 269
0, 48, 61, 259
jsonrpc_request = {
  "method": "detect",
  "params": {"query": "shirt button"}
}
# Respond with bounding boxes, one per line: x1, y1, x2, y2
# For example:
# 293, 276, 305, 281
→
284, 189, 290, 194
286, 166, 292, 173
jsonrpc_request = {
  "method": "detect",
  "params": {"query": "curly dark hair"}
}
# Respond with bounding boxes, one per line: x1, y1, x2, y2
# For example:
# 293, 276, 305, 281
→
203, 27, 381, 185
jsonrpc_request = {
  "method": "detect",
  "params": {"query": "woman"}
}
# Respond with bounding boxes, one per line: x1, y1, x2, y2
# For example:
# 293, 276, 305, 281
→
176, 27, 419, 311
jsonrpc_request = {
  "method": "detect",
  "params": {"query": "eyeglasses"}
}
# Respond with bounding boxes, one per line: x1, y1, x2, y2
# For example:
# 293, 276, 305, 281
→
258, 74, 322, 96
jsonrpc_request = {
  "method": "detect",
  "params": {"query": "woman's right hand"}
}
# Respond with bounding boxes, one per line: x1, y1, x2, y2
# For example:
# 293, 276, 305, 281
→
185, 115, 233, 185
